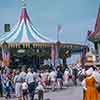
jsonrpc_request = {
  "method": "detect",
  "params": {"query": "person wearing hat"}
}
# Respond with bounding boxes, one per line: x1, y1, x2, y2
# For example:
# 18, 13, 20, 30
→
84, 51, 95, 67
82, 67, 99, 100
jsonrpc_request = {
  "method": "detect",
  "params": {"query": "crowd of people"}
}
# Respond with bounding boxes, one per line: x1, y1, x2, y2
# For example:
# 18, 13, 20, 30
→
0, 63, 100, 100
0, 64, 81, 100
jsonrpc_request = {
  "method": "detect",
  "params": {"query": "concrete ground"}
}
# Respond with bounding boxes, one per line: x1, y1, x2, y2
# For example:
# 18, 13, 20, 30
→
0, 86, 83, 100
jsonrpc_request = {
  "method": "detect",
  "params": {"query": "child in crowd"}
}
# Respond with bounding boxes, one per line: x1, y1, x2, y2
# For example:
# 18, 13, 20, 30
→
36, 75, 44, 100
22, 80, 28, 100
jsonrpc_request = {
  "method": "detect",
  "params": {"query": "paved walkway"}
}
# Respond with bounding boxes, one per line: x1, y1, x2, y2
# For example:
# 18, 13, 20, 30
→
0, 86, 83, 100
43, 86, 83, 100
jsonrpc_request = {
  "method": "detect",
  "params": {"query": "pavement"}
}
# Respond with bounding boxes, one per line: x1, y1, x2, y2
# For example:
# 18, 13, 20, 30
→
0, 86, 83, 100
43, 86, 83, 100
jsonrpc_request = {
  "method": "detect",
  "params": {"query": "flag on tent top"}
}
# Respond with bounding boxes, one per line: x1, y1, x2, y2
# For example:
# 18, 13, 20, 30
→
57, 24, 62, 33
51, 45, 59, 67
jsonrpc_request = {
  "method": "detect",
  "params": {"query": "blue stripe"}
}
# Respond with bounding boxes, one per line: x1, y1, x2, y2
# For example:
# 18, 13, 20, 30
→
0, 23, 19, 39
0, 20, 49, 43
14, 23, 24, 43
0, 22, 20, 41
0, 32, 7, 37
25, 23, 38, 42
0, 32, 10, 40
0, 23, 19, 38
30, 25, 49, 41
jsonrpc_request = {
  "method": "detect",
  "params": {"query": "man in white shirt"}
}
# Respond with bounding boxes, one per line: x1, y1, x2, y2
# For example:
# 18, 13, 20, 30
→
26, 68, 36, 100
20, 67, 26, 81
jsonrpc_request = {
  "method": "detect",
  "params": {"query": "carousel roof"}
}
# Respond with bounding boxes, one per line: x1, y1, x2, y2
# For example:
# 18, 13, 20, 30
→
88, 6, 100, 42
0, 6, 52, 44
0, 1, 86, 51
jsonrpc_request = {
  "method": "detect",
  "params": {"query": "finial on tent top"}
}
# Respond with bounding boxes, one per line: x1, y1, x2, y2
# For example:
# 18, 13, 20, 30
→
22, 0, 26, 8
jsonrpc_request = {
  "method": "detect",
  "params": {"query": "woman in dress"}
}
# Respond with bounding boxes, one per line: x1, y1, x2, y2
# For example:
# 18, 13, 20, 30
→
82, 67, 99, 100
93, 66, 100, 100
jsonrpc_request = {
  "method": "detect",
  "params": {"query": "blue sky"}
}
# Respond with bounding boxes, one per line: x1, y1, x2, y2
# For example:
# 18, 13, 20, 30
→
0, 0, 99, 44
0, 0, 99, 64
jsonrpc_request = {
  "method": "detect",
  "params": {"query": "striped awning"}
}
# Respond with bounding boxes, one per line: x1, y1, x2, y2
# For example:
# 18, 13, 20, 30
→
0, 7, 52, 44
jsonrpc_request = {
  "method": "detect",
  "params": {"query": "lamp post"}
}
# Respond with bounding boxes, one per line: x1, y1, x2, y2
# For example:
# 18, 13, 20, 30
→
57, 25, 61, 42
56, 41, 60, 66
56, 25, 62, 66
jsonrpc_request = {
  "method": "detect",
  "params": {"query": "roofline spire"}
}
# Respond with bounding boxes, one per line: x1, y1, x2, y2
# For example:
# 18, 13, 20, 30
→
94, 5, 100, 33
22, 0, 26, 8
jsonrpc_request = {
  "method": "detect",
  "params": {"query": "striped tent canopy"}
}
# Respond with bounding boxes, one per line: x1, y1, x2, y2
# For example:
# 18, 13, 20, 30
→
0, 6, 52, 45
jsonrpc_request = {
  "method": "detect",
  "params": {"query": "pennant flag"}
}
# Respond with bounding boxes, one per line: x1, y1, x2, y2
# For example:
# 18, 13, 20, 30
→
57, 24, 62, 33
55, 45, 59, 66
56, 24, 62, 41
51, 45, 55, 66
51, 45, 58, 67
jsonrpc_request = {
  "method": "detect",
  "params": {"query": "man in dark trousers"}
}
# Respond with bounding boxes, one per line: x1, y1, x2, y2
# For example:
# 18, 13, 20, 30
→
26, 68, 36, 100
72, 67, 78, 86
